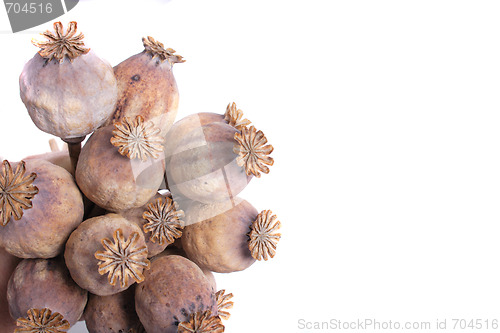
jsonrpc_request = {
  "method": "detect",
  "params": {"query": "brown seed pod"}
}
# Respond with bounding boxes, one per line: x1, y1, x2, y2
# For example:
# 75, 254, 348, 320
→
7, 257, 88, 328
104, 36, 184, 138
83, 286, 144, 333
0, 247, 22, 332
64, 213, 150, 296
164, 102, 251, 159
163, 103, 255, 196
135, 255, 217, 333
181, 198, 257, 273
75, 125, 164, 212
0, 159, 84, 258
19, 21, 118, 141
153, 247, 217, 292
166, 122, 253, 204
121, 193, 184, 258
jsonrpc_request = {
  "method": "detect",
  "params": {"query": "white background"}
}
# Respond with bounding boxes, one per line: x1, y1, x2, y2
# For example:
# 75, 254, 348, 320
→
1, 0, 500, 332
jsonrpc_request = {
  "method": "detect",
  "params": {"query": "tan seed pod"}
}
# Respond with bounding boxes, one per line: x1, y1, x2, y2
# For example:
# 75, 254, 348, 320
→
95, 229, 150, 288
0, 159, 84, 258
166, 122, 252, 204
151, 247, 217, 291
7, 257, 88, 329
135, 255, 218, 333
20, 21, 118, 140
64, 214, 149, 296
164, 102, 251, 162
181, 198, 257, 273
76, 125, 164, 212
104, 36, 184, 138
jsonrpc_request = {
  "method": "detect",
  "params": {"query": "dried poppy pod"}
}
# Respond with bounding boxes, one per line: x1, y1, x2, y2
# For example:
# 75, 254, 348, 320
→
104, 36, 184, 137
164, 102, 251, 160
135, 255, 217, 333
166, 121, 273, 204
64, 213, 150, 296
120, 192, 184, 258
153, 247, 217, 292
75, 122, 164, 212
0, 159, 84, 258
0, 247, 22, 332
7, 257, 88, 330
83, 286, 145, 333
19, 21, 118, 141
181, 198, 258, 273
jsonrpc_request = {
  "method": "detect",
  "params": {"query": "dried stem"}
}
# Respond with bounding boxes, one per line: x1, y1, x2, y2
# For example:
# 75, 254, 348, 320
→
48, 139, 60, 152
62, 136, 85, 173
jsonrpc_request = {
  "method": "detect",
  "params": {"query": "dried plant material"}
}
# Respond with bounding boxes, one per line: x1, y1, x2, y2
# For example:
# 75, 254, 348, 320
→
110, 116, 164, 161
0, 160, 39, 226
177, 311, 225, 333
142, 36, 185, 64
142, 197, 184, 246
224, 102, 251, 130
95, 229, 150, 288
233, 126, 274, 177
248, 210, 281, 261
32, 21, 90, 63
15, 308, 70, 333
215, 290, 234, 320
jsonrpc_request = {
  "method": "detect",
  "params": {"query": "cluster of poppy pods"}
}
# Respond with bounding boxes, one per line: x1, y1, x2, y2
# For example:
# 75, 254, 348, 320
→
0, 21, 281, 333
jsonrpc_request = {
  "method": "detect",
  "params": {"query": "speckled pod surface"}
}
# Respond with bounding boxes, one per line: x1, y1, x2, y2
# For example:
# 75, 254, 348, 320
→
135, 255, 217, 333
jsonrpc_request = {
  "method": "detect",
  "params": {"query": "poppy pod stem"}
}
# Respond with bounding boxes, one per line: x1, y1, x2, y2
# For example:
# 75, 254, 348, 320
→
62, 136, 85, 173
